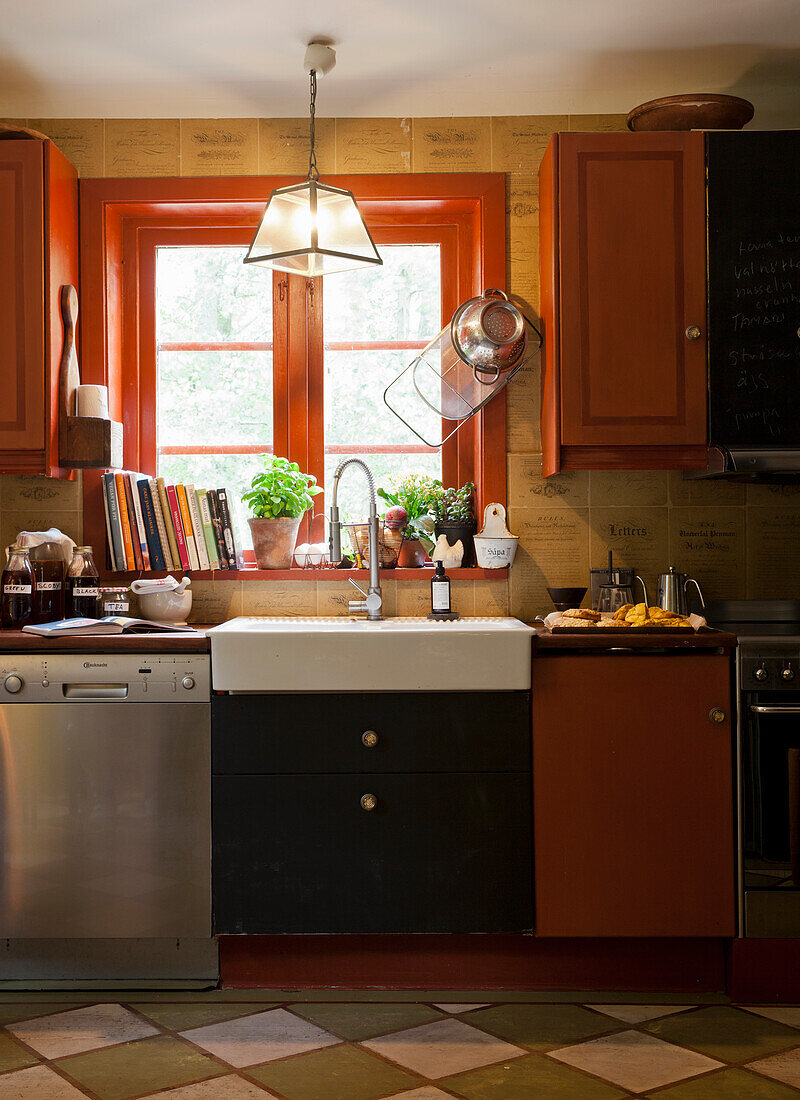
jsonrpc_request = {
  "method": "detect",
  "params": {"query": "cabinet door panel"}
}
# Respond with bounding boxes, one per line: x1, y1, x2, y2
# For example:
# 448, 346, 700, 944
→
0, 143, 45, 453
532, 655, 735, 936
559, 133, 707, 447
213, 772, 533, 934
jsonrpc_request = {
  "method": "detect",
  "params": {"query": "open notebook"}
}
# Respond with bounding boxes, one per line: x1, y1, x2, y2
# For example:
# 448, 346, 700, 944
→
22, 617, 198, 636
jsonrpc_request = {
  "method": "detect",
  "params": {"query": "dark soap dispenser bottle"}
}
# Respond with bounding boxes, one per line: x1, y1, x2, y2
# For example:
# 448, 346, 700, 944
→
430, 560, 452, 617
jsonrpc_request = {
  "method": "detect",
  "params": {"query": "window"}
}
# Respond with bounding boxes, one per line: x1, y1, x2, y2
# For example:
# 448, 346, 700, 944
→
80, 174, 507, 572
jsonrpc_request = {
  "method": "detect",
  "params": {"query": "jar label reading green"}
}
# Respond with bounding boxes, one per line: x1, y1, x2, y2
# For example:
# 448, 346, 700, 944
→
4, 584, 32, 594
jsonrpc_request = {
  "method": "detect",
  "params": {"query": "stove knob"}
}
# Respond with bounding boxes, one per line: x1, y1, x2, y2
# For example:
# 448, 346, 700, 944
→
783, 666, 796, 682
754, 664, 769, 682
181, 676, 195, 690
3, 674, 23, 694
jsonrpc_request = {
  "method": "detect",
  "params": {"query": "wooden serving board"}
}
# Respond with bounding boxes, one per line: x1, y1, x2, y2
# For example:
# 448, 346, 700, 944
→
549, 624, 695, 635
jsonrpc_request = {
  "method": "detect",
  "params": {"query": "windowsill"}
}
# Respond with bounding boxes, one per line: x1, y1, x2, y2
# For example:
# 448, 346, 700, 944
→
98, 567, 508, 582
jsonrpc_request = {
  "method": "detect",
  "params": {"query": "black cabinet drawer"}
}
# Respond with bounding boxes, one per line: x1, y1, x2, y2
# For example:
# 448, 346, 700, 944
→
212, 692, 530, 774
213, 772, 533, 934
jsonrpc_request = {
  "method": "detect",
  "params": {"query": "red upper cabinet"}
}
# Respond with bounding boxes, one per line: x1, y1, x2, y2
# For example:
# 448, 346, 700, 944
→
0, 138, 79, 476
539, 132, 708, 476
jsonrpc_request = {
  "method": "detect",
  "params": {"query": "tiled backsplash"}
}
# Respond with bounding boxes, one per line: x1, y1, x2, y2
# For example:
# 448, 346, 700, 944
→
3, 113, 799, 621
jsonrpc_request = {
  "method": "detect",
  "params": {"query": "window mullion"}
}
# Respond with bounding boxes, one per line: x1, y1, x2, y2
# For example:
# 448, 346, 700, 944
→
272, 272, 290, 460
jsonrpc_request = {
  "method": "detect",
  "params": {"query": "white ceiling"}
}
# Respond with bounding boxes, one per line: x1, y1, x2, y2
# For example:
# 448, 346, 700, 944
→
2, 0, 800, 125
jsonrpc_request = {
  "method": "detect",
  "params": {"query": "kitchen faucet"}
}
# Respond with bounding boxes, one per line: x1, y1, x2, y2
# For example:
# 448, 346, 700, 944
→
328, 458, 383, 621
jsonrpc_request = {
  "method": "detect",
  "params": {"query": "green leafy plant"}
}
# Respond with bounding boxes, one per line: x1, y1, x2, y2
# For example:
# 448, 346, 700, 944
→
431, 481, 476, 525
377, 474, 442, 548
242, 455, 322, 520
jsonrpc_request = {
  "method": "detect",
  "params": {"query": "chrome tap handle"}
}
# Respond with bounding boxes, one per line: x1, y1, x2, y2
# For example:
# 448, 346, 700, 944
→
684, 576, 705, 610
349, 577, 368, 599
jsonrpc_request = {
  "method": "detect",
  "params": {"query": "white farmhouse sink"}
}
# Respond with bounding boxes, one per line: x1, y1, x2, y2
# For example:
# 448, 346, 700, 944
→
208, 616, 534, 692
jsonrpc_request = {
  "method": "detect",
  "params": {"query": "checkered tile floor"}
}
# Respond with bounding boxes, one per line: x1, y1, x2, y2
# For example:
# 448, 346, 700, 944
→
0, 995, 799, 1098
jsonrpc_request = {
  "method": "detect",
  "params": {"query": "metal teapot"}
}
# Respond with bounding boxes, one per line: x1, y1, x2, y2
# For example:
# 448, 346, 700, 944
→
656, 567, 705, 616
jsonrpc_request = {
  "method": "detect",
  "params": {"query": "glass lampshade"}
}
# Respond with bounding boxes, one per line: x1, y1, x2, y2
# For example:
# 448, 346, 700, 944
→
244, 179, 382, 277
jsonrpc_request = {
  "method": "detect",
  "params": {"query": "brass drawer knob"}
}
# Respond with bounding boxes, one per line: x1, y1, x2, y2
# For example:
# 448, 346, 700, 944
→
709, 707, 726, 724
360, 793, 377, 812
685, 324, 702, 341
362, 730, 378, 748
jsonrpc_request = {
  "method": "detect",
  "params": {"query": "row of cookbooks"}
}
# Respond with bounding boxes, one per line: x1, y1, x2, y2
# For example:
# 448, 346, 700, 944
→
101, 473, 241, 572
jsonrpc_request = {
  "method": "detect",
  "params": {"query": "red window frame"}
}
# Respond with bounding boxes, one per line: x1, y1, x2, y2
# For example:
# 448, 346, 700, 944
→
79, 173, 507, 575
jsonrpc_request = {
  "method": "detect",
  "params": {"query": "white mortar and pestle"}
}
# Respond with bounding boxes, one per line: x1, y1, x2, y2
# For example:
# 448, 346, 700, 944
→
131, 575, 192, 623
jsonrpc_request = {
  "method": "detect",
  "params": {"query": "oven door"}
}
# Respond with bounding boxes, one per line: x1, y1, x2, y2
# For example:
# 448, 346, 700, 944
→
742, 694, 800, 936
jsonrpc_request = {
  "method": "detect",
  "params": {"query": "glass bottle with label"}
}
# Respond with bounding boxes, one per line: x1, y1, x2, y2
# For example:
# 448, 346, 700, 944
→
430, 560, 452, 614
26, 540, 65, 624
1, 545, 36, 629
66, 546, 102, 619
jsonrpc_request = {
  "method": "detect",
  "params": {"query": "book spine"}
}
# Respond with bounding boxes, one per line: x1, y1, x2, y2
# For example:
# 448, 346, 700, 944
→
138, 480, 166, 571
166, 485, 191, 571
149, 478, 175, 571
104, 473, 126, 573
206, 490, 229, 569
124, 476, 144, 571
115, 472, 136, 570
101, 474, 118, 570
156, 477, 181, 570
127, 473, 150, 570
176, 484, 200, 571
186, 484, 210, 570
216, 488, 238, 569
196, 489, 219, 570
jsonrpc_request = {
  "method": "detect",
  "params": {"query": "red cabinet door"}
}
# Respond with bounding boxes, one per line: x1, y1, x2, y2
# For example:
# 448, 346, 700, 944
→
0, 142, 46, 460
532, 654, 735, 937
558, 133, 707, 449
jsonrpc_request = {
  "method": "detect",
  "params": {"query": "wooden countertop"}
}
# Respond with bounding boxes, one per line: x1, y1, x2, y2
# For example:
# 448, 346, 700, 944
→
0, 628, 211, 654
531, 626, 737, 652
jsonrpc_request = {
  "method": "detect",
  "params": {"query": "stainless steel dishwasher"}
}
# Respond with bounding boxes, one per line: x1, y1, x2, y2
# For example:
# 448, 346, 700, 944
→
0, 653, 211, 942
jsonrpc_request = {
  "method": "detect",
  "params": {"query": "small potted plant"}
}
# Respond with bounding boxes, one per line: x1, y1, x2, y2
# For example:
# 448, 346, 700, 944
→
431, 481, 477, 567
377, 474, 440, 567
242, 455, 322, 569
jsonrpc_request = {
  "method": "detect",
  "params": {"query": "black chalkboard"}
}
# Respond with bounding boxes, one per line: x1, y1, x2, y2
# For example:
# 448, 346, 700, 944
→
707, 131, 800, 446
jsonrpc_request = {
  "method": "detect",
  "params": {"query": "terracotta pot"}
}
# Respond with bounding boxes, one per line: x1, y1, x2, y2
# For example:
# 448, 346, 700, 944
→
248, 516, 302, 569
397, 538, 428, 568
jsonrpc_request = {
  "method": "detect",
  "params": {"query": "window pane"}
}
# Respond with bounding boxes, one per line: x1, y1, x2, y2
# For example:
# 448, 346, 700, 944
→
323, 245, 443, 522
323, 245, 441, 342
158, 351, 273, 447
325, 453, 440, 527
156, 246, 274, 555
158, 453, 270, 556
157, 247, 272, 342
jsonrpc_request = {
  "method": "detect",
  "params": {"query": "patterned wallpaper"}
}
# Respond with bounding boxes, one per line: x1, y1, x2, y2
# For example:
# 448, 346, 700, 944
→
2, 113, 799, 622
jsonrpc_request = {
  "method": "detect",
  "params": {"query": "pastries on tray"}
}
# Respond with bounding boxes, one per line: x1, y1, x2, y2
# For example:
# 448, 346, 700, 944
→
553, 602, 693, 631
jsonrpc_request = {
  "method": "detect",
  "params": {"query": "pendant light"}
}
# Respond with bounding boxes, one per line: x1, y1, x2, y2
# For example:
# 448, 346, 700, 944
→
244, 42, 382, 278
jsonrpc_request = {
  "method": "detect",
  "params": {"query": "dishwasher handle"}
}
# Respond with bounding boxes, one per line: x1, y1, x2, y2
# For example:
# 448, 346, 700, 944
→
750, 704, 800, 716
62, 683, 129, 700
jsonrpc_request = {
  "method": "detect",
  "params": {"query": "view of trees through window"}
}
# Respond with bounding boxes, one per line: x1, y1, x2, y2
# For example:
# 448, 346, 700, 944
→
156, 244, 442, 553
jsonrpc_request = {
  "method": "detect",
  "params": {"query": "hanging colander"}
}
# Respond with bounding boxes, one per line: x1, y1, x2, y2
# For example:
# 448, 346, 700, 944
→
383, 288, 542, 448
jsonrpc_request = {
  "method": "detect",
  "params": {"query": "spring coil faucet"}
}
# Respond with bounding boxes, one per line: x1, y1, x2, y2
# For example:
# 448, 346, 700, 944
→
328, 458, 383, 621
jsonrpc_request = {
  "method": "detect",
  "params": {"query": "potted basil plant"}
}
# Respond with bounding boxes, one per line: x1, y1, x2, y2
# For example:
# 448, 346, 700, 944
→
431, 481, 477, 567
242, 455, 322, 569
377, 474, 441, 567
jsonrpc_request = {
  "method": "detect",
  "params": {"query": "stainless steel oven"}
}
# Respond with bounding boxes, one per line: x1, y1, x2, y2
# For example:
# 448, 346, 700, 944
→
741, 653, 800, 937
705, 601, 800, 938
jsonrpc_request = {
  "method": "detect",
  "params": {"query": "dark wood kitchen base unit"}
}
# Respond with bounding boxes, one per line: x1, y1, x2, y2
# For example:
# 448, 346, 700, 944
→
532, 653, 736, 937
539, 132, 708, 475
212, 692, 533, 935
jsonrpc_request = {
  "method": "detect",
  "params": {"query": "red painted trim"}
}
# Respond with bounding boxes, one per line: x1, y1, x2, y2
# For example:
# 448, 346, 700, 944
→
218, 935, 726, 993
80, 174, 508, 558
97, 566, 506, 582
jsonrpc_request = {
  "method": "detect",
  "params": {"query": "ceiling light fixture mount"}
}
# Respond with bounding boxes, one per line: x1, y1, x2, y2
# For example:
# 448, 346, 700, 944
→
244, 40, 382, 279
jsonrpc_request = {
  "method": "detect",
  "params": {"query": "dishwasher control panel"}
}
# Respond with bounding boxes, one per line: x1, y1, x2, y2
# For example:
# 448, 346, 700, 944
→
0, 654, 210, 702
